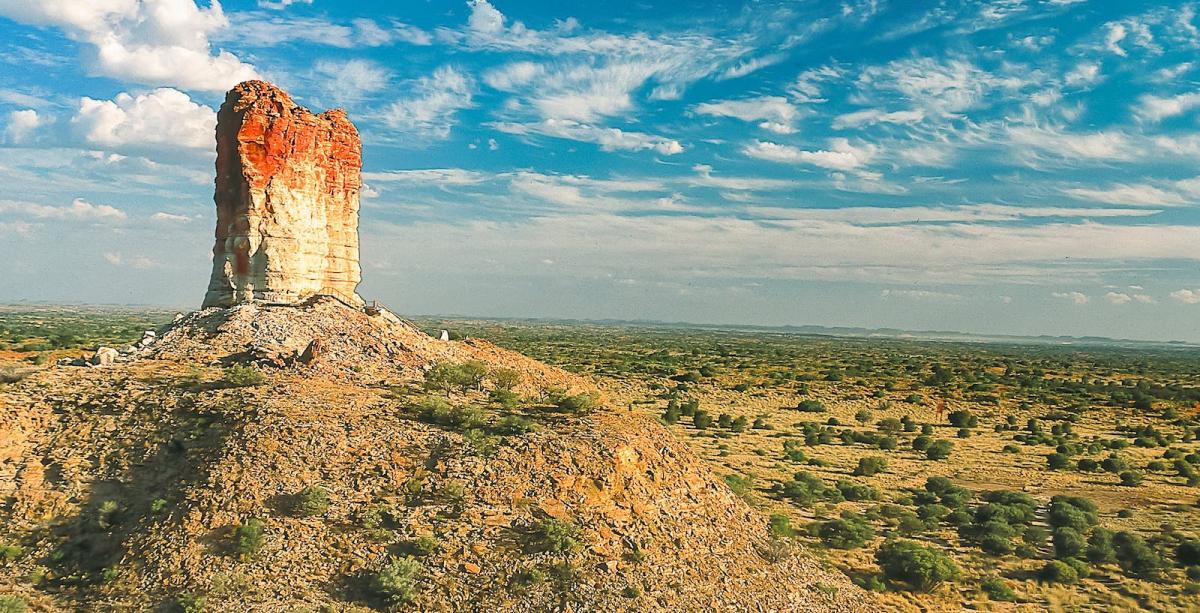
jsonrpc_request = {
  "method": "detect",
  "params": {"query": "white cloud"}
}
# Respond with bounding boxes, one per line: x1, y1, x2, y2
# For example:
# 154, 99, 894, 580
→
0, 197, 126, 221
0, 0, 259, 91
1133, 294, 1156, 304
744, 138, 878, 171
1136, 91, 1200, 122
1104, 22, 1128, 55
1062, 184, 1189, 206
1052, 291, 1089, 305
1064, 62, 1102, 87
493, 119, 683, 155
151, 211, 191, 222
1170, 289, 1200, 304
4, 109, 40, 144
1105, 292, 1132, 305
1006, 125, 1137, 163
693, 97, 800, 133
857, 57, 1028, 116
881, 288, 963, 302
688, 164, 795, 191
832, 108, 925, 129
380, 66, 474, 139
228, 14, 431, 48
73, 88, 216, 150
363, 168, 488, 185
313, 59, 389, 103
258, 0, 311, 8
467, 0, 506, 34
789, 65, 844, 103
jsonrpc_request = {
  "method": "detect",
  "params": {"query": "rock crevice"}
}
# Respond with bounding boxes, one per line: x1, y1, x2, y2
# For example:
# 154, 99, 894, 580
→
203, 80, 363, 308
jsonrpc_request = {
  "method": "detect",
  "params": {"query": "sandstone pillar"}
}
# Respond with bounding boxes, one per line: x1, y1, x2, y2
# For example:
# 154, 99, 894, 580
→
203, 80, 363, 308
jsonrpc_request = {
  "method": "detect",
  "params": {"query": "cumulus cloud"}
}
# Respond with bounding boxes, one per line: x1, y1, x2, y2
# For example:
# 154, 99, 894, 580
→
1170, 289, 1200, 304
4, 109, 40, 144
1052, 291, 1089, 305
380, 66, 474, 139
0, 0, 259, 91
693, 97, 801, 133
73, 88, 216, 150
1105, 292, 1132, 305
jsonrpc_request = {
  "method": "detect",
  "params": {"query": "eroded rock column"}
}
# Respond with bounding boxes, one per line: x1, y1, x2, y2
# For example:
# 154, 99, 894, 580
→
203, 80, 363, 308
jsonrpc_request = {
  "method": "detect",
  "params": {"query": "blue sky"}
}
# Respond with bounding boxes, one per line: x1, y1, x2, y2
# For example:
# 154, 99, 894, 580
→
1, 0, 1199, 341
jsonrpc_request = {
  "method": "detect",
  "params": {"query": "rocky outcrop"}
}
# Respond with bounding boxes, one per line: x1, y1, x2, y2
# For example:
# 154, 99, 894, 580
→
202, 80, 363, 308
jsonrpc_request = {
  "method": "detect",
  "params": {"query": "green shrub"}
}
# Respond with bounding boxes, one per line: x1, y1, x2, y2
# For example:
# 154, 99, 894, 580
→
874, 539, 960, 592
1052, 527, 1086, 559
224, 364, 264, 387
415, 396, 485, 430
0, 543, 23, 563
855, 409, 873, 424
795, 400, 825, 413
837, 480, 878, 501
294, 485, 330, 517
768, 513, 794, 538
0, 596, 26, 613
1177, 540, 1200, 567
948, 410, 978, 428
980, 576, 1016, 601
1086, 528, 1116, 564
1077, 458, 1098, 472
235, 517, 265, 560
1047, 453, 1069, 470
555, 392, 599, 414
1118, 471, 1143, 487
877, 436, 898, 450
403, 535, 439, 557
488, 367, 521, 390
489, 388, 521, 408
818, 514, 875, 549
495, 415, 537, 435
1038, 560, 1078, 584
877, 418, 903, 435
372, 557, 422, 604
783, 440, 807, 462
925, 440, 953, 460
693, 411, 713, 429
912, 435, 931, 452
535, 518, 579, 553
853, 456, 888, 477
1114, 531, 1165, 579
171, 593, 208, 613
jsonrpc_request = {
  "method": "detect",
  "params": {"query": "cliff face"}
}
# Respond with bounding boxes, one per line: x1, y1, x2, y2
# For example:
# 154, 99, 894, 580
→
203, 80, 363, 308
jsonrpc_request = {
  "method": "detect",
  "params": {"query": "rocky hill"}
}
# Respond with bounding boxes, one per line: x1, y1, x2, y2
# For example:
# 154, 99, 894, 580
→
0, 297, 873, 611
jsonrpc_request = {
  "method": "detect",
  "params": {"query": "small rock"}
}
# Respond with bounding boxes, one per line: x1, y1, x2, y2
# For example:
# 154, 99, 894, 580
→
462, 562, 481, 574
91, 347, 118, 367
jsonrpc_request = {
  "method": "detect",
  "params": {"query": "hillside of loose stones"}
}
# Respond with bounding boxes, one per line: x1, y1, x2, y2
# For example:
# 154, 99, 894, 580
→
0, 297, 874, 611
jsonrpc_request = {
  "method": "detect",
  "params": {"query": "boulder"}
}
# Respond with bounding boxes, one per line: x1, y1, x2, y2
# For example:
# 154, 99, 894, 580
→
91, 347, 118, 367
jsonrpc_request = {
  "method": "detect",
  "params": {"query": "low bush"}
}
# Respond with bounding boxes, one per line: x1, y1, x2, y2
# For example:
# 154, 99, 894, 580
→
818, 513, 875, 549
925, 440, 953, 460
1038, 560, 1078, 584
980, 576, 1017, 601
294, 485, 330, 517
535, 518, 579, 553
235, 517, 265, 560
223, 364, 264, 387
854, 456, 889, 477
874, 539, 960, 592
372, 557, 422, 605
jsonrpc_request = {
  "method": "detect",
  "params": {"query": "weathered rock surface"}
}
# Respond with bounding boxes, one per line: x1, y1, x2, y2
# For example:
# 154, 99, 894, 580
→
202, 80, 363, 308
